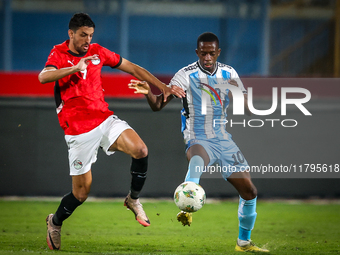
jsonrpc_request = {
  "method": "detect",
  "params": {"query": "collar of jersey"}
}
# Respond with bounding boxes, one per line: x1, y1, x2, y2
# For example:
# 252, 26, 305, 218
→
67, 50, 87, 58
197, 61, 218, 76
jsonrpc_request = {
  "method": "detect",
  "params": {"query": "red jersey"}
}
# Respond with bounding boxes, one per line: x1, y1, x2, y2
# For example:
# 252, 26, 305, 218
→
45, 40, 122, 135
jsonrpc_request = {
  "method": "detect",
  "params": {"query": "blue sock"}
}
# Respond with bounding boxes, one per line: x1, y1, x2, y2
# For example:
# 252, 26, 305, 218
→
238, 196, 257, 241
184, 155, 204, 184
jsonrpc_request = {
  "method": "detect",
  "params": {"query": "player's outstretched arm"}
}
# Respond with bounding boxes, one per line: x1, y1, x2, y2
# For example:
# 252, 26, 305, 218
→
118, 58, 185, 101
38, 55, 99, 84
128, 80, 173, 111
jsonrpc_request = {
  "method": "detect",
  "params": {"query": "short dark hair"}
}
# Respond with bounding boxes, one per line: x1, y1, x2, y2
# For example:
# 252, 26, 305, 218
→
197, 32, 219, 48
69, 13, 95, 32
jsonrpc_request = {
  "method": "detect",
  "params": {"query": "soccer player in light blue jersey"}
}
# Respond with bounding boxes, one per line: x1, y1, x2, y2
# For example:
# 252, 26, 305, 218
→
129, 32, 269, 253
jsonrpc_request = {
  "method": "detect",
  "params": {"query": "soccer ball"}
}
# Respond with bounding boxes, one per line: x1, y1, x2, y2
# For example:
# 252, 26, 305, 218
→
174, 181, 206, 212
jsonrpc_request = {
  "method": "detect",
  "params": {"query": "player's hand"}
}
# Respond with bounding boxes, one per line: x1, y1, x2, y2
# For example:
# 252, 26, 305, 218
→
170, 85, 186, 99
128, 79, 150, 95
75, 55, 99, 72
162, 85, 186, 102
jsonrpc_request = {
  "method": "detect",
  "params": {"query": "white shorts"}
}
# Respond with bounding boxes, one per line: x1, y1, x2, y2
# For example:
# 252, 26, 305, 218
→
64, 115, 132, 176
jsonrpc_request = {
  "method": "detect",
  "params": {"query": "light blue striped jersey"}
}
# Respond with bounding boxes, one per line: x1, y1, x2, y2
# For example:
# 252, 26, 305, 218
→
169, 61, 247, 143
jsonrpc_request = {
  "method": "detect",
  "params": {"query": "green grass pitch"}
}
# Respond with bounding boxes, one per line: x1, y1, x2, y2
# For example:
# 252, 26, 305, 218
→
0, 198, 339, 254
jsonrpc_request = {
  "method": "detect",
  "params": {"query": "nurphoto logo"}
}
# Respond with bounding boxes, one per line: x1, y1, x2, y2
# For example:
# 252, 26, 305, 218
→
200, 80, 312, 128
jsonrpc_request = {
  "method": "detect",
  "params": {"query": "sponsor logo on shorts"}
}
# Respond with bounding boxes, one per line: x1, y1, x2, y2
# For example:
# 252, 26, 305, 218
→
73, 159, 83, 170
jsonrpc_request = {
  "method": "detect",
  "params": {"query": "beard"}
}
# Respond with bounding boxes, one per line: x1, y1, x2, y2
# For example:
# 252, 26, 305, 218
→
73, 41, 89, 55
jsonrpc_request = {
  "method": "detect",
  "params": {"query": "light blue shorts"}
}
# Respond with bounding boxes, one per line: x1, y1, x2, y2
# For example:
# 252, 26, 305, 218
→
185, 136, 250, 179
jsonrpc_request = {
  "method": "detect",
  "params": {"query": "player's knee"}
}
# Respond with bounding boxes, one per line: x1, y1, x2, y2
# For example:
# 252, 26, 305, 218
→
73, 186, 91, 202
132, 144, 148, 159
241, 185, 257, 200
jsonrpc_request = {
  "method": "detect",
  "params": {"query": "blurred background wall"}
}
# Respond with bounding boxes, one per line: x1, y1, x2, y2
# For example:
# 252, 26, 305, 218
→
0, 0, 339, 198
1, 0, 339, 76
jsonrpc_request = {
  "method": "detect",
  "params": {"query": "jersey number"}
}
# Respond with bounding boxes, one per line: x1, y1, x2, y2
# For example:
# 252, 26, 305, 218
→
81, 69, 87, 79
232, 151, 245, 166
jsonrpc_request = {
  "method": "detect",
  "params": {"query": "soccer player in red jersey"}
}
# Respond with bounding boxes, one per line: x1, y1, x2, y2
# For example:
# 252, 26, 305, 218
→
38, 13, 185, 250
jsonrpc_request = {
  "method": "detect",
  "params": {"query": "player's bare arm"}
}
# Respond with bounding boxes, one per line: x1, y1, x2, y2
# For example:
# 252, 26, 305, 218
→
128, 79, 174, 111
228, 79, 252, 116
38, 55, 98, 84
118, 59, 185, 101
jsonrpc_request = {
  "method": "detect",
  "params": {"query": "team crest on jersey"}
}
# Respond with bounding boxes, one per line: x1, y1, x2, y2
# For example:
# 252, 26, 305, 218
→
91, 54, 100, 65
73, 159, 83, 170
